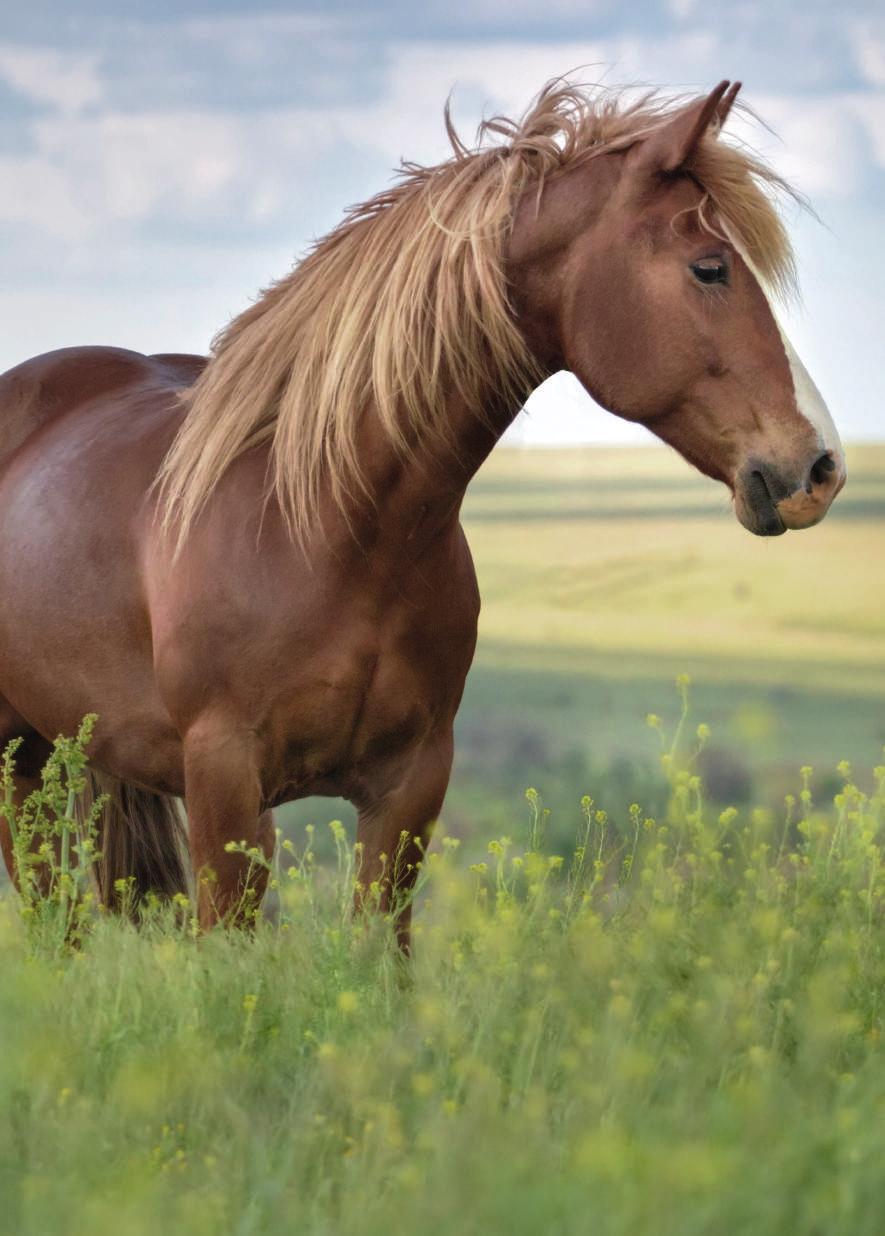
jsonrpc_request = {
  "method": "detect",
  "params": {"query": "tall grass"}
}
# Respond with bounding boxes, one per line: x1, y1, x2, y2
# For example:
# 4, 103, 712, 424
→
2, 685, 885, 1234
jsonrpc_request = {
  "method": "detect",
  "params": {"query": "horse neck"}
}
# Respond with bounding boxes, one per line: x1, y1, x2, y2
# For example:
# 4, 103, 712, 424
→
328, 233, 560, 548
349, 385, 529, 549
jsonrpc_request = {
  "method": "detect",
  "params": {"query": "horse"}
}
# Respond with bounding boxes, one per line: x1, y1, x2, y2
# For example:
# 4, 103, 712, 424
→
0, 79, 845, 945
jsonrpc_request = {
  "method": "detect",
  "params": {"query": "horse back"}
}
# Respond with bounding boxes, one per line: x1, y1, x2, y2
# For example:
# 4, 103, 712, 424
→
0, 346, 207, 468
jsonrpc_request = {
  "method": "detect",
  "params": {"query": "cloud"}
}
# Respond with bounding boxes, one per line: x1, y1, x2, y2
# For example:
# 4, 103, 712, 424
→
0, 38, 618, 248
850, 18, 885, 86
0, 26, 879, 253
0, 30, 879, 302
0, 34, 733, 250
329, 39, 611, 164
846, 92, 885, 165
728, 91, 885, 199
0, 43, 102, 113
0, 13, 881, 441
731, 96, 864, 199
0, 110, 397, 288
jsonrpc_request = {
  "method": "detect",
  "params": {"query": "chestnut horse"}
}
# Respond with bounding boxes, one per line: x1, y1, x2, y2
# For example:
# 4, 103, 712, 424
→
0, 80, 844, 941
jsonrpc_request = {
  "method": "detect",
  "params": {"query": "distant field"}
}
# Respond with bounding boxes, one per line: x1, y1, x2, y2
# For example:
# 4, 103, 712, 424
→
441, 442, 885, 843
465, 442, 885, 688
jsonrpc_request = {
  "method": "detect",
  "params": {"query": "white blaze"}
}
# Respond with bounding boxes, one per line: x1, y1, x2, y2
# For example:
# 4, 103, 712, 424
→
771, 321, 843, 465
724, 228, 843, 467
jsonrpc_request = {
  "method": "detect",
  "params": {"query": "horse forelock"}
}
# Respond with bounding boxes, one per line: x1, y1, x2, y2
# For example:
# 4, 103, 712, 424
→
156, 80, 800, 549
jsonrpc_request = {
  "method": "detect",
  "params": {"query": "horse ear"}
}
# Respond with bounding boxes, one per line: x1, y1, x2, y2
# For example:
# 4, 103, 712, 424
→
631, 80, 741, 177
713, 81, 742, 133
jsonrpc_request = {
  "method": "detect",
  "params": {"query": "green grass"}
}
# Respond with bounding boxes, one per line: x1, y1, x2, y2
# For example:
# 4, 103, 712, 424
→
3, 693, 885, 1235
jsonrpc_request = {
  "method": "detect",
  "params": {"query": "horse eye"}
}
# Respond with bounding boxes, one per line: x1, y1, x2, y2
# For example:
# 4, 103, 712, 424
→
691, 259, 728, 286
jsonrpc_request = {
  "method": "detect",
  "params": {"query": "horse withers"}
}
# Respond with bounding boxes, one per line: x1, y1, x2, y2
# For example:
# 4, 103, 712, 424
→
0, 80, 844, 943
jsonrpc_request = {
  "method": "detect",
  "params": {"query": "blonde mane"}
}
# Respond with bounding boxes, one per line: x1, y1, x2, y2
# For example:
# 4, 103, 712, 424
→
157, 81, 799, 547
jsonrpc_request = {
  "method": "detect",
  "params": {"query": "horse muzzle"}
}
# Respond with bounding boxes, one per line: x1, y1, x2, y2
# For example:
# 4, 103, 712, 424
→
735, 450, 845, 537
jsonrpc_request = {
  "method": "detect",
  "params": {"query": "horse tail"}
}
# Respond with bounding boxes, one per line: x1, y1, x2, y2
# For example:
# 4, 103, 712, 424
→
89, 772, 190, 915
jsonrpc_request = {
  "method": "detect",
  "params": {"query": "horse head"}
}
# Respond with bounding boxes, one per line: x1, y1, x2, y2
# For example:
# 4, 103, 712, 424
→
509, 81, 844, 535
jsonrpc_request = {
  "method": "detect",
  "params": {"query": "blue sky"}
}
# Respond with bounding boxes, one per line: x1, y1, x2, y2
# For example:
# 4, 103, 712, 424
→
0, 1, 882, 444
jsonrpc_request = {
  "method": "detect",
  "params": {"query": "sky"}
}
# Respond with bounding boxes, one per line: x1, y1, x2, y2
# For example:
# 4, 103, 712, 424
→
0, 0, 882, 446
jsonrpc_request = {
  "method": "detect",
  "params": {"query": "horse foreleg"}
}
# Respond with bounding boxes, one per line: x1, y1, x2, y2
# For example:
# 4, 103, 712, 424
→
354, 730, 453, 952
182, 717, 274, 928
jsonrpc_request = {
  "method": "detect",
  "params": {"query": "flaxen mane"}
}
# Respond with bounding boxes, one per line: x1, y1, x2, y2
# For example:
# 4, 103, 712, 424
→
157, 81, 799, 548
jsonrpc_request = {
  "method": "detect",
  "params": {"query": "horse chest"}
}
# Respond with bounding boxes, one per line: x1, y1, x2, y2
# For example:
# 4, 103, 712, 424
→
272, 579, 478, 800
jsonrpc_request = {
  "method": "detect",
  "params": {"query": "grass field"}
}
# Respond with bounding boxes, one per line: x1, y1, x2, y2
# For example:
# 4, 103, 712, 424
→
453, 443, 885, 834
3, 442, 885, 1234
3, 709, 885, 1235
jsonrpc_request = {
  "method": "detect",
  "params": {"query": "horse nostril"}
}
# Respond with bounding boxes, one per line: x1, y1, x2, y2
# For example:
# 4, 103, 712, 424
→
809, 452, 836, 489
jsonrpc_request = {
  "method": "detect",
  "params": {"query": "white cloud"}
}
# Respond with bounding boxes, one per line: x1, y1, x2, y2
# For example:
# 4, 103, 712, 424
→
0, 43, 102, 113
728, 92, 884, 199
1, 156, 102, 242
849, 18, 885, 86
327, 40, 611, 165
0, 108, 368, 240
0, 40, 618, 243
0, 24, 881, 442
264, 34, 734, 174
5, 28, 875, 250
432, 0, 617, 19
845, 92, 885, 166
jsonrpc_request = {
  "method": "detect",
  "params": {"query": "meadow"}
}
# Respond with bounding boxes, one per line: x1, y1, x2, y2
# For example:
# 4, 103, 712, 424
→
2, 442, 885, 1234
